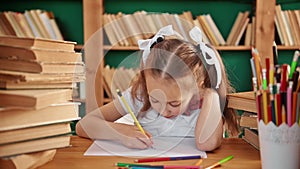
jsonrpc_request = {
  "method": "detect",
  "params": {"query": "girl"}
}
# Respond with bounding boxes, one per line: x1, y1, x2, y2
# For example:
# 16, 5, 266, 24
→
76, 25, 239, 151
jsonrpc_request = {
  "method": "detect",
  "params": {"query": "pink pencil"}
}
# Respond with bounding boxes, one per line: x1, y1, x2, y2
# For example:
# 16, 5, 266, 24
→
287, 81, 293, 126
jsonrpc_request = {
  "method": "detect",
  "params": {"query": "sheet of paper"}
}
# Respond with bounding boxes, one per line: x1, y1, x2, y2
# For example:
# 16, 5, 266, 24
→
84, 137, 207, 158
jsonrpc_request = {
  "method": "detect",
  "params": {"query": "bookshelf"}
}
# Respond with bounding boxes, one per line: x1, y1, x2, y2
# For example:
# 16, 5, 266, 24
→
0, 0, 83, 44
82, 0, 299, 113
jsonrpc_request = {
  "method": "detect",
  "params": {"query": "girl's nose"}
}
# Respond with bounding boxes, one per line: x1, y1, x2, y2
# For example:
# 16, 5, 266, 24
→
162, 108, 172, 117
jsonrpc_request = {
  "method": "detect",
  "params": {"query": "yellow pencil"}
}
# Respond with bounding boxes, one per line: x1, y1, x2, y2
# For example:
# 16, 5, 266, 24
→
195, 159, 203, 166
116, 89, 146, 136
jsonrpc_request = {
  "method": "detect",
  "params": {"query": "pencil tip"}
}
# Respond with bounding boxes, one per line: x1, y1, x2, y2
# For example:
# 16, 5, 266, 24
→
116, 89, 122, 97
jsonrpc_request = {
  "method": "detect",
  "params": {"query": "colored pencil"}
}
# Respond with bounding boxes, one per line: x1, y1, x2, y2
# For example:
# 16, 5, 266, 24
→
134, 155, 202, 163
204, 155, 233, 169
289, 50, 299, 79
262, 90, 269, 123
275, 93, 282, 125
195, 159, 203, 166
116, 89, 146, 136
280, 64, 288, 92
273, 41, 278, 65
287, 82, 293, 126
292, 92, 297, 125
129, 166, 201, 169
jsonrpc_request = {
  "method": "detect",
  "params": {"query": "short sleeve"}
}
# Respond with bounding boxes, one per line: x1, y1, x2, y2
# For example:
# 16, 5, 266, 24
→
117, 87, 143, 116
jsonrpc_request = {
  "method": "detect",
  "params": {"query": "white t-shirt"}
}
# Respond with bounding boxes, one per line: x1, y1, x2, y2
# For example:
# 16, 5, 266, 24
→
117, 87, 201, 137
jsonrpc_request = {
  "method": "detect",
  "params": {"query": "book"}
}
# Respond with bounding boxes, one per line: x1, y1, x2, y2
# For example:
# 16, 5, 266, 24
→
0, 70, 85, 84
0, 81, 75, 89
242, 128, 259, 150
0, 58, 85, 74
0, 149, 56, 169
244, 23, 252, 46
0, 102, 80, 131
240, 112, 258, 129
0, 45, 82, 62
0, 89, 72, 109
231, 11, 250, 46
0, 134, 70, 157
0, 36, 75, 52
226, 12, 244, 45
0, 122, 72, 145
227, 91, 256, 113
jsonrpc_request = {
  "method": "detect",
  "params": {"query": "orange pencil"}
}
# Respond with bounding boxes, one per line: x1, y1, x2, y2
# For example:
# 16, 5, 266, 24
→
282, 105, 286, 124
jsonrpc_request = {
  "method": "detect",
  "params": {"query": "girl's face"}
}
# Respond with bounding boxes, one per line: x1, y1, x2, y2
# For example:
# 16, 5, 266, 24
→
145, 71, 197, 118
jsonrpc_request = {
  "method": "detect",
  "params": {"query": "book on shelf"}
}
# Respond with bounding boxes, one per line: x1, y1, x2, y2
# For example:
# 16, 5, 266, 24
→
242, 128, 259, 150
244, 23, 252, 46
0, 36, 76, 52
0, 58, 85, 74
240, 112, 258, 129
227, 91, 256, 113
274, 5, 300, 46
102, 11, 228, 46
0, 9, 64, 40
0, 134, 71, 158
0, 44, 82, 62
102, 65, 139, 99
226, 11, 250, 46
0, 89, 73, 109
0, 102, 80, 131
197, 15, 219, 46
0, 149, 56, 169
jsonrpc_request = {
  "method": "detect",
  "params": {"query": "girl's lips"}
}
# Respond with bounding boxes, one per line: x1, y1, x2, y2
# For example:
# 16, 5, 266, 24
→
164, 115, 175, 119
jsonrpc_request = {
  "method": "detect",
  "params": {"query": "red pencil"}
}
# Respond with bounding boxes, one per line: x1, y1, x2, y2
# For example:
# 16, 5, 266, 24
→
276, 93, 282, 125
280, 64, 288, 92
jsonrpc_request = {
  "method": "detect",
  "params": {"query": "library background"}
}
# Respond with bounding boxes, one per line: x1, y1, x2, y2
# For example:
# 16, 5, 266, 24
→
0, 0, 299, 165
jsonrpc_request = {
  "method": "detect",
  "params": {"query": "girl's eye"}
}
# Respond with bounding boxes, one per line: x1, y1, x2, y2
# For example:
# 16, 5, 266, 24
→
150, 97, 159, 103
169, 102, 181, 107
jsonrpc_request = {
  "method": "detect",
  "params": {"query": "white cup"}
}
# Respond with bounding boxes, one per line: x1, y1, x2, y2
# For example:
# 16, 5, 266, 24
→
258, 120, 300, 169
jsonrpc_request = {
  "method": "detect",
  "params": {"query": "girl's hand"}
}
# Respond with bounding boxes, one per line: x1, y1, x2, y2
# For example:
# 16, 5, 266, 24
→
185, 94, 203, 115
114, 123, 153, 149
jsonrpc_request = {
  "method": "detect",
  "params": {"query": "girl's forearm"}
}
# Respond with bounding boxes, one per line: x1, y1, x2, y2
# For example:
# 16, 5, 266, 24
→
194, 89, 223, 151
76, 110, 123, 141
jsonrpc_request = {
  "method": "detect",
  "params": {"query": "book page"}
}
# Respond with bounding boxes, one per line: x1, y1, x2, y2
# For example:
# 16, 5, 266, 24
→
84, 136, 207, 158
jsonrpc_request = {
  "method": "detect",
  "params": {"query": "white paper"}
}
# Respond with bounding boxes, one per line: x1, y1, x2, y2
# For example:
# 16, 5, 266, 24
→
84, 136, 207, 158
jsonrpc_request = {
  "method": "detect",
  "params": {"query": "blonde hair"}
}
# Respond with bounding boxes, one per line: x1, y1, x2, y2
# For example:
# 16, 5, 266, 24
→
131, 38, 239, 136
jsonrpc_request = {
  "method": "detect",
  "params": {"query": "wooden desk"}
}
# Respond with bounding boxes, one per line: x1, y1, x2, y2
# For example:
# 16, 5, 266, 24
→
39, 136, 261, 169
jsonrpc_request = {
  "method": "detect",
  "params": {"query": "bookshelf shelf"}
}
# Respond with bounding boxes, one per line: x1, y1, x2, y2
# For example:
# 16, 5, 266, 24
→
277, 46, 300, 50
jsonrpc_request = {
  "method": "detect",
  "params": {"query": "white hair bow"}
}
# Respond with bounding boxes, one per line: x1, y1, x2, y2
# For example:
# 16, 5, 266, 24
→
138, 25, 176, 64
189, 26, 222, 89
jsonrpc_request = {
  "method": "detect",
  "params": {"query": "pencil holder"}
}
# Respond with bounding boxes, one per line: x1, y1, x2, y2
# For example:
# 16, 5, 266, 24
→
258, 120, 300, 169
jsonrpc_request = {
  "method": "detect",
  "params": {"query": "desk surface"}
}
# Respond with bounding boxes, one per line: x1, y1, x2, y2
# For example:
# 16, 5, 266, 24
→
39, 136, 261, 169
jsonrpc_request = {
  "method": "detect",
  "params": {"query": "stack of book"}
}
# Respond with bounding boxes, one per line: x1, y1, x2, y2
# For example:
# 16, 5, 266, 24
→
0, 10, 63, 40
227, 91, 259, 149
0, 36, 84, 162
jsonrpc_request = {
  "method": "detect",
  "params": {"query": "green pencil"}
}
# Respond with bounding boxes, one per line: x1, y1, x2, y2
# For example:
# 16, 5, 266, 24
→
205, 155, 234, 169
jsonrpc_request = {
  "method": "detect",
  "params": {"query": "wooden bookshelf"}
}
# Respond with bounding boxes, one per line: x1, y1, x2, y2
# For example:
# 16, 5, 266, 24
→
82, 0, 290, 113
